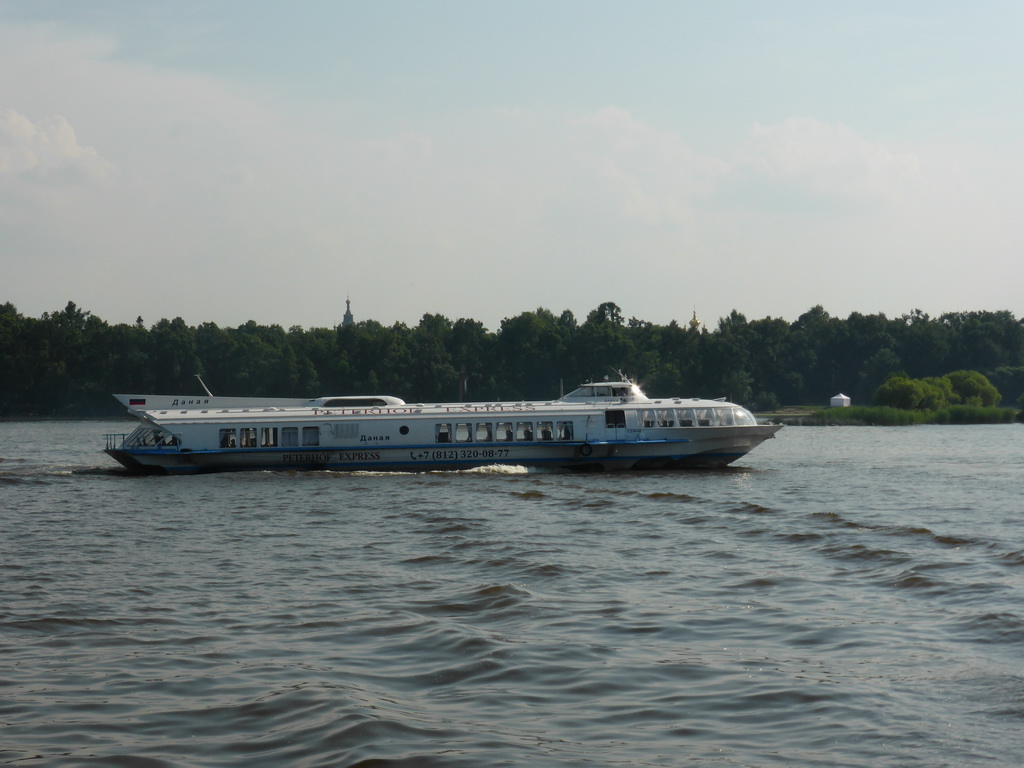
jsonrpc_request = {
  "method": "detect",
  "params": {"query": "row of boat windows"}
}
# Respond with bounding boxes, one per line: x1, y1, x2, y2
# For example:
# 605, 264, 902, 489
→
220, 426, 318, 448
641, 407, 757, 427
437, 421, 574, 444
212, 406, 757, 449
215, 422, 580, 448
433, 407, 755, 444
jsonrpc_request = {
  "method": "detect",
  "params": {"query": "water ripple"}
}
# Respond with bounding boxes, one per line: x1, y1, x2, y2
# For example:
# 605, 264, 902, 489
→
2, 422, 1023, 766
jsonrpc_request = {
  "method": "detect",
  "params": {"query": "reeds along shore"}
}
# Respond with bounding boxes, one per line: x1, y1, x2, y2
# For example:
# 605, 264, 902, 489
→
769, 405, 1020, 426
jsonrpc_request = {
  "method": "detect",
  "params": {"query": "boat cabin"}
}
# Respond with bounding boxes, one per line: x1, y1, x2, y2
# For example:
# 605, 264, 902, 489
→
560, 381, 648, 402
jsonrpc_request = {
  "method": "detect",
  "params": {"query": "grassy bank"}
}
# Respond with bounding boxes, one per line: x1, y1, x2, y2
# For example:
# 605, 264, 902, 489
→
804, 405, 1019, 425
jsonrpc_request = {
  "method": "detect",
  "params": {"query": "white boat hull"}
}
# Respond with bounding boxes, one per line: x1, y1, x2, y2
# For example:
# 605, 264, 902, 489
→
105, 426, 780, 475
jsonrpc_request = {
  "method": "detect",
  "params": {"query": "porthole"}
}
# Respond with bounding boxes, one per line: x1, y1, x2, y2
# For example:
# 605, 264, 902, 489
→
399, 425, 409, 435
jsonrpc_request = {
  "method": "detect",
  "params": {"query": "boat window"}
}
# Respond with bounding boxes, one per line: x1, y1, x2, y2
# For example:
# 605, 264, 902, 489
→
496, 422, 513, 442
557, 421, 573, 440
612, 387, 628, 397
605, 410, 625, 429
261, 428, 278, 447
476, 423, 492, 442
219, 428, 237, 448
516, 422, 534, 441
696, 409, 712, 427
282, 427, 298, 447
333, 422, 359, 439
676, 409, 695, 427
537, 421, 553, 441
436, 423, 452, 443
733, 408, 756, 426
717, 408, 735, 426
642, 410, 656, 428
657, 410, 674, 427
595, 386, 612, 397
455, 423, 472, 443
302, 426, 320, 446
240, 428, 258, 448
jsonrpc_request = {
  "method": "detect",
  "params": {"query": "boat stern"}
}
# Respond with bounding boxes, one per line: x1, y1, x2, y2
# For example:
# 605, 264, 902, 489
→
104, 426, 182, 474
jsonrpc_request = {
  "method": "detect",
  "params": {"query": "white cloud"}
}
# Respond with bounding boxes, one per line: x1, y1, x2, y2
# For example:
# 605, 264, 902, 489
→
733, 117, 920, 203
0, 108, 111, 179
0, 15, 1020, 331
568, 107, 726, 225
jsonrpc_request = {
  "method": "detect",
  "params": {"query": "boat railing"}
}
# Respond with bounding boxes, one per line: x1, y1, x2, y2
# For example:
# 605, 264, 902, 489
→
105, 433, 129, 450
106, 426, 180, 451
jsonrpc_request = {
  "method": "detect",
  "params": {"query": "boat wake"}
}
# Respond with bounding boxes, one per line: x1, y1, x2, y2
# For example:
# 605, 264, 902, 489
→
456, 464, 531, 475
0, 462, 122, 482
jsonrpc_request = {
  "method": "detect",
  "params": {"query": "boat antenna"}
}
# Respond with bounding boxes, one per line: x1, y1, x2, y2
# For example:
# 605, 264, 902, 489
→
195, 374, 214, 397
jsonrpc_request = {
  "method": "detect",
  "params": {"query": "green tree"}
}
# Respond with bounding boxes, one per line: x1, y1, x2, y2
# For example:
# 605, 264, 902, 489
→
744, 316, 791, 405
0, 303, 32, 414
874, 375, 926, 409
150, 317, 199, 393
29, 301, 114, 414
875, 370, 1001, 410
919, 376, 955, 410
704, 311, 753, 402
842, 312, 900, 402
648, 320, 694, 395
896, 309, 951, 376
572, 302, 635, 389
4, 300, 1024, 417
408, 314, 458, 401
784, 305, 839, 402
945, 370, 1001, 407
342, 320, 413, 397
941, 311, 1024, 371
987, 366, 1024, 407
496, 308, 570, 400
102, 320, 155, 396
448, 317, 498, 400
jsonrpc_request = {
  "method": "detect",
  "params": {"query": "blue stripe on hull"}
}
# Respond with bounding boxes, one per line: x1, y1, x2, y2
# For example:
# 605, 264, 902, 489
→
107, 447, 753, 475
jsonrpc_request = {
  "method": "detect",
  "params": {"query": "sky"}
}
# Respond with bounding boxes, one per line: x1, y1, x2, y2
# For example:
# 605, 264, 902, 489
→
2, 1, 1023, 332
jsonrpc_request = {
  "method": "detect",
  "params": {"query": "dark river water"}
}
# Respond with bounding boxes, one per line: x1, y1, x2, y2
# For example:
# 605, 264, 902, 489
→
2, 420, 1022, 767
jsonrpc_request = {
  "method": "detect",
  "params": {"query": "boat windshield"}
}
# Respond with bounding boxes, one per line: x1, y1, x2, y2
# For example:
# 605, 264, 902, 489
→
562, 383, 643, 400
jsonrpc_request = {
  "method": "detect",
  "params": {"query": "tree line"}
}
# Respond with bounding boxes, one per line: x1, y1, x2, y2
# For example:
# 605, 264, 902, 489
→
1, 300, 1023, 418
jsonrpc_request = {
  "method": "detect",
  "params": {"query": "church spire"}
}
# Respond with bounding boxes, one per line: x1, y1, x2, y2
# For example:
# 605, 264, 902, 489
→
342, 297, 354, 327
